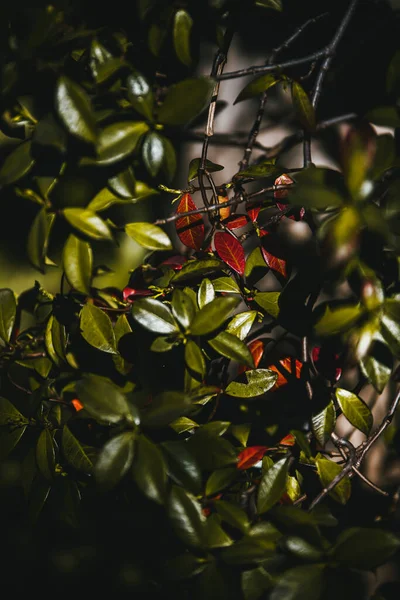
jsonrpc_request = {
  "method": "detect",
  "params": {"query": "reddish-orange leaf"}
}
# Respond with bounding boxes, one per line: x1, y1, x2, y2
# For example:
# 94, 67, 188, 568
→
226, 215, 249, 230
71, 398, 84, 412
238, 340, 264, 375
247, 205, 261, 222
176, 193, 205, 251
218, 194, 231, 220
123, 287, 153, 302
237, 446, 269, 470
262, 249, 287, 278
268, 357, 302, 390
279, 433, 296, 446
214, 231, 245, 275
274, 173, 294, 200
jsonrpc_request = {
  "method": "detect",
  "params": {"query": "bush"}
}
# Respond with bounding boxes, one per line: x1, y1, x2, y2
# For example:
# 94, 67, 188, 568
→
1, 1, 400, 598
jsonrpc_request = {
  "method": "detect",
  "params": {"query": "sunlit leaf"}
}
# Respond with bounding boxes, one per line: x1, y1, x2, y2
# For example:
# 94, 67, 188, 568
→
214, 231, 245, 275
175, 193, 205, 251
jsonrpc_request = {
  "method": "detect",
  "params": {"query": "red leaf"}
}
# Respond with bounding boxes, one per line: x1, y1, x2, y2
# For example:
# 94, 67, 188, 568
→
279, 433, 296, 446
312, 346, 342, 382
71, 398, 84, 412
160, 255, 187, 270
247, 205, 261, 222
268, 357, 302, 390
214, 231, 245, 275
123, 287, 153, 302
258, 228, 269, 238
261, 249, 287, 278
238, 340, 264, 375
237, 446, 269, 470
274, 173, 294, 200
225, 215, 249, 230
176, 193, 205, 251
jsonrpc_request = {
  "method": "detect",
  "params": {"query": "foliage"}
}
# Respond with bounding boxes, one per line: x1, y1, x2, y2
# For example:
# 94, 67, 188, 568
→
1, 1, 400, 598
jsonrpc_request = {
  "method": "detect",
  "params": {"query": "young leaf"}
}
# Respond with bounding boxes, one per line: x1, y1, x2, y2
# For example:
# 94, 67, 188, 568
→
167, 485, 206, 548
214, 231, 245, 275
312, 401, 336, 446
125, 222, 172, 250
198, 278, 215, 309
225, 369, 278, 397
133, 435, 167, 503
62, 234, 93, 295
234, 74, 280, 104
335, 388, 373, 435
0, 288, 16, 344
55, 76, 97, 144
209, 331, 255, 368
173, 9, 193, 67
80, 303, 117, 354
226, 215, 249, 230
226, 311, 257, 341
94, 432, 135, 491
291, 81, 316, 132
63, 208, 113, 241
75, 374, 132, 424
190, 296, 240, 335
175, 193, 205, 251
257, 458, 290, 514
237, 446, 269, 470
132, 298, 179, 334
157, 78, 214, 126
261, 249, 287, 278
315, 456, 351, 504
187, 158, 224, 183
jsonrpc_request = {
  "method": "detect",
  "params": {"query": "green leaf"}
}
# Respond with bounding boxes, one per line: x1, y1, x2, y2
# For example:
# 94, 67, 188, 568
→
291, 81, 316, 132
270, 565, 324, 600
167, 485, 206, 548
188, 158, 224, 183
0, 426, 26, 461
0, 396, 27, 426
257, 457, 290, 514
215, 500, 250, 534
185, 340, 206, 377
315, 456, 351, 504
148, 22, 167, 57
55, 76, 97, 144
335, 388, 373, 435
172, 288, 196, 330
190, 296, 240, 335
142, 131, 165, 177
127, 71, 154, 121
63, 208, 112, 241
161, 440, 202, 495
234, 160, 282, 180
0, 288, 16, 344
241, 568, 272, 600
244, 247, 268, 280
366, 106, 400, 128
27, 209, 56, 272
206, 467, 237, 497
255, 0, 282, 10
170, 416, 199, 434
172, 258, 225, 282
173, 9, 193, 66
36, 429, 55, 480
188, 428, 237, 470
315, 305, 362, 336
45, 314, 66, 366
62, 426, 94, 473
226, 311, 257, 341
197, 278, 215, 308
221, 537, 276, 565
142, 390, 192, 428
125, 222, 172, 250
359, 341, 392, 393
0, 141, 35, 186
80, 303, 117, 354
88, 188, 127, 212
151, 336, 178, 352
132, 298, 179, 334
62, 234, 92, 294
95, 432, 135, 490
75, 374, 132, 424
381, 300, 400, 357
225, 368, 277, 397
160, 135, 177, 182
254, 291, 280, 319
209, 331, 254, 367
157, 78, 214, 126
108, 167, 136, 199
312, 401, 336, 446
283, 536, 323, 561
234, 74, 280, 104
331, 527, 400, 570
95, 121, 149, 166
133, 435, 167, 503
27, 478, 51, 524
212, 276, 241, 293
204, 514, 233, 549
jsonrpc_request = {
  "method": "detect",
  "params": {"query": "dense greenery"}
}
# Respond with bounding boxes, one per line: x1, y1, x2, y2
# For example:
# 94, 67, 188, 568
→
1, 0, 400, 597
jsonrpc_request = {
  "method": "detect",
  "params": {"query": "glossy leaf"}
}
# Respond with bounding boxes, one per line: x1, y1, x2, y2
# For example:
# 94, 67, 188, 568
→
241, 567, 272, 600
133, 435, 167, 503
245, 247, 268, 280
62, 234, 92, 294
270, 565, 324, 600
173, 9, 193, 66
0, 288, 16, 344
237, 446, 269, 470
187, 158, 224, 183
108, 167, 136, 199
225, 368, 278, 397
214, 231, 245, 275
94, 432, 135, 490
198, 278, 215, 309
80, 303, 117, 354
0, 141, 35, 186
262, 249, 287, 278
212, 276, 241, 293
142, 131, 164, 177
176, 193, 205, 251
95, 121, 149, 166
75, 374, 132, 424
88, 188, 127, 212
335, 388, 373, 435
172, 288, 196, 330
331, 527, 400, 570
209, 331, 254, 367
161, 440, 202, 495
172, 257, 224, 282
167, 485, 206, 548
257, 458, 290, 514
254, 291, 280, 319
312, 401, 336, 446
125, 222, 172, 251
62, 426, 94, 473
190, 296, 240, 335
27, 209, 56, 272
142, 390, 192, 428
315, 305, 362, 336
63, 208, 112, 241
234, 73, 280, 104
256, 0, 283, 10
127, 71, 154, 121
185, 340, 206, 377
216, 500, 250, 534
291, 81, 316, 132
157, 78, 214, 126
55, 76, 97, 144
359, 341, 392, 393
132, 298, 179, 334
45, 314, 67, 365
226, 311, 257, 341
316, 456, 351, 504
206, 467, 237, 497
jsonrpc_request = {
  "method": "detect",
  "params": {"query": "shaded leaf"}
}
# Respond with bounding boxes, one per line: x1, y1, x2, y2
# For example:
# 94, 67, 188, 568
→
80, 303, 117, 354
291, 81, 316, 132
214, 231, 245, 275
167, 485, 206, 548
176, 193, 205, 251
36, 429, 55, 480
315, 305, 362, 336
235, 73, 280, 104
185, 340, 206, 377
0, 396, 27, 426
0, 141, 35, 186
234, 160, 282, 180
95, 432, 135, 490
62, 234, 92, 294
172, 257, 224, 282
133, 434, 167, 503
359, 341, 392, 393
241, 567, 272, 600
216, 500, 250, 534
257, 457, 290, 514
173, 9, 193, 67
0, 288, 16, 344
161, 440, 202, 495
312, 401, 336, 446
62, 426, 94, 473
316, 456, 351, 504
27, 209, 56, 272
331, 527, 400, 570
0, 426, 26, 461
125, 222, 172, 250
172, 288, 196, 330
270, 565, 324, 600
188, 158, 224, 183
157, 78, 214, 126
256, 0, 282, 10
75, 374, 132, 424
206, 467, 237, 497
142, 390, 193, 428
142, 131, 164, 177
225, 368, 277, 397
